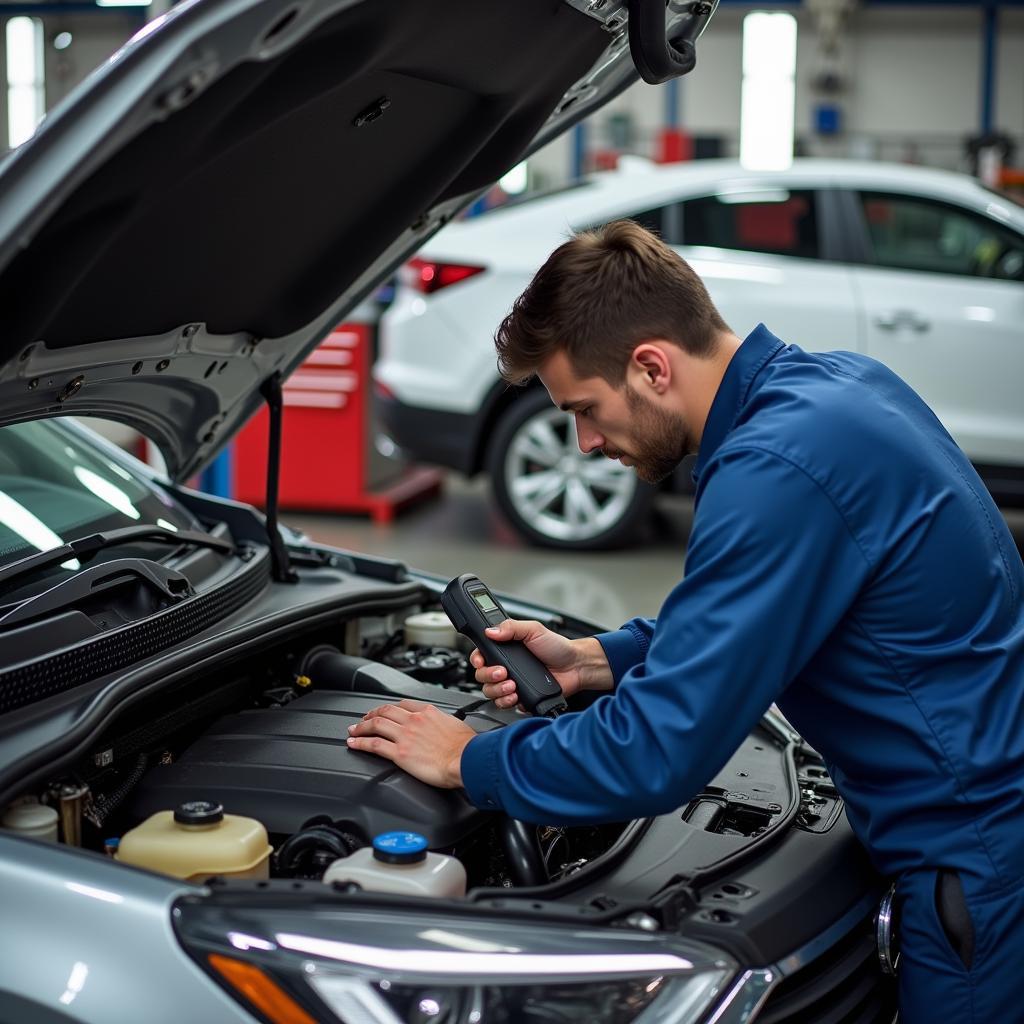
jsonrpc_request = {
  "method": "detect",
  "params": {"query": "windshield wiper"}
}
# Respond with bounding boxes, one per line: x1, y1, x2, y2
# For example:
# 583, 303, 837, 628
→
0, 558, 195, 633
0, 525, 234, 594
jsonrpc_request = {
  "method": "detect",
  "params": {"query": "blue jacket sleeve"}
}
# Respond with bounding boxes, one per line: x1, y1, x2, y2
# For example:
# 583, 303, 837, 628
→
461, 447, 874, 824
594, 619, 656, 683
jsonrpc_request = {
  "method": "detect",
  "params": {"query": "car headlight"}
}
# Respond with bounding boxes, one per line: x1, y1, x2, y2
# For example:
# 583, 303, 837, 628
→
175, 889, 733, 1024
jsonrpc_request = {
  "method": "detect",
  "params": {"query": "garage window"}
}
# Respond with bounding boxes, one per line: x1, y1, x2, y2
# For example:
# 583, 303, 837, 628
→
856, 192, 1024, 280
6, 16, 45, 148
680, 190, 819, 259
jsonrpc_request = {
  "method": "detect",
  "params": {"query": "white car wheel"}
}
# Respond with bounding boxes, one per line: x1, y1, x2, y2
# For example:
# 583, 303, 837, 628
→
489, 390, 655, 549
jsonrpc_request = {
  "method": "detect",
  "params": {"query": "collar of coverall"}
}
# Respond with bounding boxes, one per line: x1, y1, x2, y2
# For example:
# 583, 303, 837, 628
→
691, 323, 786, 486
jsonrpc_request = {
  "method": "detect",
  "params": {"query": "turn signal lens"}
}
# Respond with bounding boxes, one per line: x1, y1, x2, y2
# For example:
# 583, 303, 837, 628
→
208, 953, 319, 1024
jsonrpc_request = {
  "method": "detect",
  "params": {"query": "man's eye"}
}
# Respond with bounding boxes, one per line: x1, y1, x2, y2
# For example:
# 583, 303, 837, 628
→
578, 407, 593, 418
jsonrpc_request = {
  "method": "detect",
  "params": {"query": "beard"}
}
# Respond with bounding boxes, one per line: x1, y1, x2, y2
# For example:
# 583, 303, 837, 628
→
609, 385, 691, 485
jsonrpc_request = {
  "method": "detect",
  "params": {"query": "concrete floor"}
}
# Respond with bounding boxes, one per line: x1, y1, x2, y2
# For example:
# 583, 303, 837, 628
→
286, 474, 1024, 632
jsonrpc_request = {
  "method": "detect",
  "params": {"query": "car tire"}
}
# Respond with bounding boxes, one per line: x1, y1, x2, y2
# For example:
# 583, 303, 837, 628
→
487, 389, 655, 550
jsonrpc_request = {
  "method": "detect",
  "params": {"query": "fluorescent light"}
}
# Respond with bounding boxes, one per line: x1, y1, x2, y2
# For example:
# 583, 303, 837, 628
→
740, 78, 795, 171
97, 0, 153, 7
53, 32, 73, 50
743, 11, 797, 76
6, 18, 40, 85
6, 17, 45, 148
740, 12, 797, 172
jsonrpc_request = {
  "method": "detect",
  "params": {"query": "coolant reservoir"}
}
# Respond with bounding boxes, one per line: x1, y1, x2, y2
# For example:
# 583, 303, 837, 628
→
2, 800, 59, 842
323, 831, 466, 897
404, 611, 458, 650
117, 801, 272, 882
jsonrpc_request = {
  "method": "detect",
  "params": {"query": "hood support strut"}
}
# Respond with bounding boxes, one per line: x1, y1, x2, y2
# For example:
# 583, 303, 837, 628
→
261, 372, 298, 584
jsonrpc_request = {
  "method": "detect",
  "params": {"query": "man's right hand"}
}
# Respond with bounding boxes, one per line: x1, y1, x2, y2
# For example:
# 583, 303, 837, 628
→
472, 620, 614, 710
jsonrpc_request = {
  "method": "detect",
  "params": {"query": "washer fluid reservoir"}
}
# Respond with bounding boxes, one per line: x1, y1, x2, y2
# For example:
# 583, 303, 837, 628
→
117, 801, 272, 882
324, 831, 466, 897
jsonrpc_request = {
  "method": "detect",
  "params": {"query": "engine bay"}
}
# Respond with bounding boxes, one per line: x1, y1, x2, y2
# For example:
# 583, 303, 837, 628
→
5, 601, 644, 894
2, 589, 843, 912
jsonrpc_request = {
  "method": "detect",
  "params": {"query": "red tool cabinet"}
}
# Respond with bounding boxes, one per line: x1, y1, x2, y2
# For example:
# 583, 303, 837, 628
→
233, 309, 441, 522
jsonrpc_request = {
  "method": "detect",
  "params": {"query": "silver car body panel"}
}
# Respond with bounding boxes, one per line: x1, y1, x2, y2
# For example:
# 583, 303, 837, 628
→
0, 834, 251, 1023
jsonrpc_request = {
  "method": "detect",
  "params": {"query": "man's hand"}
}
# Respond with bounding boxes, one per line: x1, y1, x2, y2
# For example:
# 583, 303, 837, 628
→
346, 700, 475, 788
473, 620, 614, 710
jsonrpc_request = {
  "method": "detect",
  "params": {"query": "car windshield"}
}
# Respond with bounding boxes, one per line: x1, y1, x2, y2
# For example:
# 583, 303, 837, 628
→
0, 419, 199, 590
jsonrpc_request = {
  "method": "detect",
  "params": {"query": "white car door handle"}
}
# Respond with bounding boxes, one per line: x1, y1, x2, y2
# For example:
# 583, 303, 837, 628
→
873, 310, 932, 333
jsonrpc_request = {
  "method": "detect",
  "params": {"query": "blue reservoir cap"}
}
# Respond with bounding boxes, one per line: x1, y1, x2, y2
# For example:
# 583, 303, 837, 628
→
373, 831, 428, 865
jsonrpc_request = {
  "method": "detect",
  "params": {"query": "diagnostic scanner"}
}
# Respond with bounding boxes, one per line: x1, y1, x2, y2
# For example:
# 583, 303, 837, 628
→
441, 574, 567, 718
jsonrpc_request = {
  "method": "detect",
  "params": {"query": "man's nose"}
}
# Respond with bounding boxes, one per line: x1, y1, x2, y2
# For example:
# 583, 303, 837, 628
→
575, 417, 604, 454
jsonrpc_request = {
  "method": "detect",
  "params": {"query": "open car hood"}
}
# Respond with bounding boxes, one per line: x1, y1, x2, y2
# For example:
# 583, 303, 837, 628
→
0, 0, 714, 481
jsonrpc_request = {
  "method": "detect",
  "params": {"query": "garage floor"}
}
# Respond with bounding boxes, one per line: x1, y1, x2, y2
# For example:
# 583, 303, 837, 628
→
287, 476, 1024, 632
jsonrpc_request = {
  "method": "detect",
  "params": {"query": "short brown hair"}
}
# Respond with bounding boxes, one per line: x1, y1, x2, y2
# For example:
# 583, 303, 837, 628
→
495, 219, 729, 385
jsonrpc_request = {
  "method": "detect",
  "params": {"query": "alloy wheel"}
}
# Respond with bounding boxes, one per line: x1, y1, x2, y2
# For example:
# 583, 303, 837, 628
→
503, 406, 639, 545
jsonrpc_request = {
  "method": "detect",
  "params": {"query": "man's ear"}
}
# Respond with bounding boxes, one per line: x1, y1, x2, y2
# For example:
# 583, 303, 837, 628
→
630, 343, 672, 394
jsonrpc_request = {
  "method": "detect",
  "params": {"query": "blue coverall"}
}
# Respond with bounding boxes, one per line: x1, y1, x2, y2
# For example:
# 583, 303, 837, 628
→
461, 325, 1024, 1022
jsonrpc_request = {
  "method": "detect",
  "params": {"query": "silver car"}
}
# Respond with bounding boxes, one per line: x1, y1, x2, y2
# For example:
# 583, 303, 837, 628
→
0, 1, 896, 1022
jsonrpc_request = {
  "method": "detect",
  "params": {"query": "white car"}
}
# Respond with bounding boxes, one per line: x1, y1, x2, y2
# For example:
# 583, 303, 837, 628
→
376, 159, 1024, 549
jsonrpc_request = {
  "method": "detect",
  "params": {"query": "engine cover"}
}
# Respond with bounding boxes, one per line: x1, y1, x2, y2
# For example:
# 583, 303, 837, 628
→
129, 690, 507, 847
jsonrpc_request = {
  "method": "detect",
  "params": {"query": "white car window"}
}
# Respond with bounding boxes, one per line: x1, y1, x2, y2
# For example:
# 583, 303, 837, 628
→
856, 192, 1024, 281
680, 190, 820, 260
626, 205, 671, 239
581, 204, 678, 242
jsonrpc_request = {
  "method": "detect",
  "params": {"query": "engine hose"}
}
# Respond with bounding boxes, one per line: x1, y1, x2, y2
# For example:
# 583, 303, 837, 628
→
299, 646, 362, 689
499, 818, 547, 887
88, 754, 148, 828
299, 646, 458, 703
274, 825, 356, 877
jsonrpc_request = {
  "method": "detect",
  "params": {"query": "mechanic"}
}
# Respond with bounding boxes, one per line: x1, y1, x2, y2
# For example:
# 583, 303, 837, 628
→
347, 220, 1024, 1022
